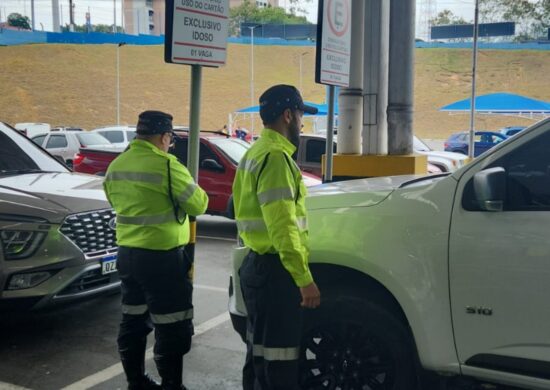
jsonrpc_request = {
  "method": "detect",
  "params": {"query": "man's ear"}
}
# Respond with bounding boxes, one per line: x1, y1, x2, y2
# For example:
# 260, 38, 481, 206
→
282, 108, 292, 124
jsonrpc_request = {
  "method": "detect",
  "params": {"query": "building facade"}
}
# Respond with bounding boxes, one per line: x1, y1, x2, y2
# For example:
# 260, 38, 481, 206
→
230, 0, 280, 8
123, 0, 165, 36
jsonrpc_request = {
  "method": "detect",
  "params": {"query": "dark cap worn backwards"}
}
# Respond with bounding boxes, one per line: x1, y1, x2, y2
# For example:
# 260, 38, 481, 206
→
136, 110, 173, 135
259, 84, 318, 123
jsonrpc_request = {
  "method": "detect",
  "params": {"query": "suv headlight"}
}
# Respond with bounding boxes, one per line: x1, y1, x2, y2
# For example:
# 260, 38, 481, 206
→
0, 230, 46, 260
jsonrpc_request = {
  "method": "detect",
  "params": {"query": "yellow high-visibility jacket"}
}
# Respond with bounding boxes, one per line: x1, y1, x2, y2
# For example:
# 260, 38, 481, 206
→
232, 128, 313, 287
103, 139, 208, 250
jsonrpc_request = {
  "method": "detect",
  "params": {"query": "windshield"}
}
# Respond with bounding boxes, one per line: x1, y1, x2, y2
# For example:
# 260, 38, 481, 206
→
209, 138, 249, 164
0, 122, 69, 174
75, 132, 111, 146
413, 136, 431, 152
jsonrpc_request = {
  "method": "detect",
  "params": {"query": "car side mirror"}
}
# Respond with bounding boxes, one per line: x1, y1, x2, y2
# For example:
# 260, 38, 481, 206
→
201, 159, 224, 172
473, 167, 506, 212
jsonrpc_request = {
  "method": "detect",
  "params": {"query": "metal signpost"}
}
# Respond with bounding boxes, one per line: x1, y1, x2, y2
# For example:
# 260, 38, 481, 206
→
165, 0, 229, 268
315, 0, 351, 182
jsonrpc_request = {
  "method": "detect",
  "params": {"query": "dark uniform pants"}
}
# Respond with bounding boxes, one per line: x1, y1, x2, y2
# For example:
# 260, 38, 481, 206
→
240, 251, 303, 390
117, 246, 194, 366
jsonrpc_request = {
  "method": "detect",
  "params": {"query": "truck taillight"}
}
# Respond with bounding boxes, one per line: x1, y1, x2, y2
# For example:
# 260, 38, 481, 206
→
73, 153, 85, 166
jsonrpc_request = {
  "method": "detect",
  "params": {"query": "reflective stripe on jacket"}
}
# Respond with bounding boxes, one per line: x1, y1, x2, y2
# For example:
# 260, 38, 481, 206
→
103, 139, 208, 250
232, 128, 312, 287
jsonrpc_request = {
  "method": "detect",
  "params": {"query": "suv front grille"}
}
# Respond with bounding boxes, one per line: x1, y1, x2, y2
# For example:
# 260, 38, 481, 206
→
60, 209, 117, 258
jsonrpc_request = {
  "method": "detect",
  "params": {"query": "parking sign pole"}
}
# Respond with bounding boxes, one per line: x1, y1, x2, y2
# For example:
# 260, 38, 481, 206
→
186, 64, 202, 281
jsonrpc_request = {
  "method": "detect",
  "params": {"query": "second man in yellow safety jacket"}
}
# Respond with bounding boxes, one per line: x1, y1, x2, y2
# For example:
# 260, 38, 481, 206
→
233, 85, 321, 389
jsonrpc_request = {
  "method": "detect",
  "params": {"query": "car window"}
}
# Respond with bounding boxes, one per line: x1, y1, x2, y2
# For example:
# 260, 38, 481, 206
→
126, 131, 136, 141
458, 134, 468, 142
464, 130, 550, 212
200, 143, 220, 164
46, 134, 68, 148
99, 130, 124, 143
75, 133, 111, 146
171, 136, 188, 165
0, 123, 68, 173
32, 135, 47, 146
209, 138, 249, 164
305, 139, 327, 163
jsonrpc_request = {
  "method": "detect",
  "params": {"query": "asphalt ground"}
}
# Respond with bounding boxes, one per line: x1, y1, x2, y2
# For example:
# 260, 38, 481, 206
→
0, 216, 244, 390
0, 213, 522, 390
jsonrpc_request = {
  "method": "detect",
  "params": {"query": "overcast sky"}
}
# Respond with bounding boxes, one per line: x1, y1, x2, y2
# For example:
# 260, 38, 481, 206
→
0, 0, 478, 33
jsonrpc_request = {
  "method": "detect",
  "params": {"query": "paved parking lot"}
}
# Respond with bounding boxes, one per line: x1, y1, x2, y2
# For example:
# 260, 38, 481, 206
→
0, 215, 521, 390
0, 216, 245, 390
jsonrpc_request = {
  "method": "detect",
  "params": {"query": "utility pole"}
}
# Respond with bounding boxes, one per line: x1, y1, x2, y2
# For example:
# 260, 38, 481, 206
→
113, 0, 117, 33
468, 0, 480, 160
69, 0, 75, 31
52, 0, 61, 32
31, 0, 36, 31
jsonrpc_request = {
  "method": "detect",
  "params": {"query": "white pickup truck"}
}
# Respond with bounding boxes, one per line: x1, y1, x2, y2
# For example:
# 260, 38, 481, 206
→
229, 118, 550, 389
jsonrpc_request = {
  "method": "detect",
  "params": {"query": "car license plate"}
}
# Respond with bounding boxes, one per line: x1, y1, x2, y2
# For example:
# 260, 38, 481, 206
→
101, 255, 117, 275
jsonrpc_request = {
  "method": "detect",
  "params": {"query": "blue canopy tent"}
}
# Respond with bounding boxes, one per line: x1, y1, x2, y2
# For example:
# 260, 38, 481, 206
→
230, 101, 334, 135
440, 92, 550, 119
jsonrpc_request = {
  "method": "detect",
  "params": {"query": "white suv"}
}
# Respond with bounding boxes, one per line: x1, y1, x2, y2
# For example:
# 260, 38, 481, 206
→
91, 126, 137, 148
230, 118, 550, 389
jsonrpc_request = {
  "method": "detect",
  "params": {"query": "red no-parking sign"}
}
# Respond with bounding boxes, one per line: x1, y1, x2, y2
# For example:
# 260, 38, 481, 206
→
315, 0, 352, 87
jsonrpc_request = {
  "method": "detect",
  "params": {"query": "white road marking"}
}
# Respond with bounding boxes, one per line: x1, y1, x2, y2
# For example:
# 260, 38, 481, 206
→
194, 284, 227, 293
60, 312, 231, 390
196, 235, 236, 242
0, 383, 32, 390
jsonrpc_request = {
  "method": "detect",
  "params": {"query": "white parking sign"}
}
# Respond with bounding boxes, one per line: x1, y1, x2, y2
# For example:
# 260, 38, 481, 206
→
165, 0, 229, 67
315, 0, 351, 87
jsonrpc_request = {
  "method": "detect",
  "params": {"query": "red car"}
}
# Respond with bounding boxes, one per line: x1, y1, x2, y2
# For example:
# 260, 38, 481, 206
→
73, 130, 321, 217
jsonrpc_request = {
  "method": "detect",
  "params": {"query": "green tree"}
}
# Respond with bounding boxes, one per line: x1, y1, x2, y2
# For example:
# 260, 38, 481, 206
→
229, 0, 309, 36
429, 9, 469, 26
479, 0, 550, 40
7, 13, 31, 30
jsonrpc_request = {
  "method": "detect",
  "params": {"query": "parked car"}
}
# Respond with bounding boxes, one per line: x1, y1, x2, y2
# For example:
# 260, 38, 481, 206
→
91, 126, 137, 148
31, 131, 119, 168
14, 122, 51, 138
74, 130, 321, 217
0, 122, 119, 311
230, 118, 550, 389
298, 133, 467, 177
500, 126, 526, 137
444, 130, 507, 157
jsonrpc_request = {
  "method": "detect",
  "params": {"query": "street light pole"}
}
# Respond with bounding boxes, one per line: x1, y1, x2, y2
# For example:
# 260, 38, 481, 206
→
468, 0, 480, 160
116, 42, 126, 125
299, 51, 308, 91
248, 24, 261, 135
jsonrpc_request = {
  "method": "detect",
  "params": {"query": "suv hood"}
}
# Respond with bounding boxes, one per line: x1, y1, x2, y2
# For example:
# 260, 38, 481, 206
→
307, 175, 420, 210
0, 172, 110, 224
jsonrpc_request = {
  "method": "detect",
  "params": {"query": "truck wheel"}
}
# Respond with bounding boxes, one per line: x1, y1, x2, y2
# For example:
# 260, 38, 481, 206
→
300, 294, 417, 390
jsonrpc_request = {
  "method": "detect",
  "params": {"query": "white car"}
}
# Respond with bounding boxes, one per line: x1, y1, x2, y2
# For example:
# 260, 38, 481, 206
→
91, 126, 137, 148
31, 131, 119, 168
413, 135, 468, 172
230, 118, 550, 389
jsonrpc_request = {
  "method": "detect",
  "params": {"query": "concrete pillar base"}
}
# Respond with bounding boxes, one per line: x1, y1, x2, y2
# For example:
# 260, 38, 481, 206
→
322, 154, 428, 179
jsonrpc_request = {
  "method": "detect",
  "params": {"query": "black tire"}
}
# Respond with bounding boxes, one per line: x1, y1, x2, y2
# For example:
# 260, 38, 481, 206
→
300, 292, 417, 390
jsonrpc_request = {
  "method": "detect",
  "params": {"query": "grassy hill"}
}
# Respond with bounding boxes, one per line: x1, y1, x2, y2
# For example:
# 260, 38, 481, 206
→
0, 43, 548, 139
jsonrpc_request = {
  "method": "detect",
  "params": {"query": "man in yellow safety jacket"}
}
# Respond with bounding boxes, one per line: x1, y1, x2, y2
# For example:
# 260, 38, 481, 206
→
103, 110, 208, 390
232, 85, 321, 389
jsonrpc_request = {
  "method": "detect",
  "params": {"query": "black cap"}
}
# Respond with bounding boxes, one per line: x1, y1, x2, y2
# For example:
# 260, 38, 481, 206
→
259, 85, 318, 123
136, 110, 173, 135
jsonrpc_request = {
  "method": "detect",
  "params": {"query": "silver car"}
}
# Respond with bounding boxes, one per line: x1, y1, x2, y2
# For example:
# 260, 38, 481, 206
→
31, 131, 117, 168
0, 122, 119, 311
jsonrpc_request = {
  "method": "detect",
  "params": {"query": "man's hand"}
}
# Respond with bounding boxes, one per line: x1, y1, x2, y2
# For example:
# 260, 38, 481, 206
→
300, 282, 321, 309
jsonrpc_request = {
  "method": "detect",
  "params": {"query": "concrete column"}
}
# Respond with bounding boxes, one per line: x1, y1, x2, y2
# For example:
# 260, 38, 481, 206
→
388, 0, 415, 155
362, 0, 389, 156
52, 0, 61, 32
337, 0, 364, 155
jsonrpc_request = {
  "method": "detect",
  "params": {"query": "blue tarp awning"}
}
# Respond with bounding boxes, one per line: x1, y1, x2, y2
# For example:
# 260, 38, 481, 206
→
440, 92, 550, 114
